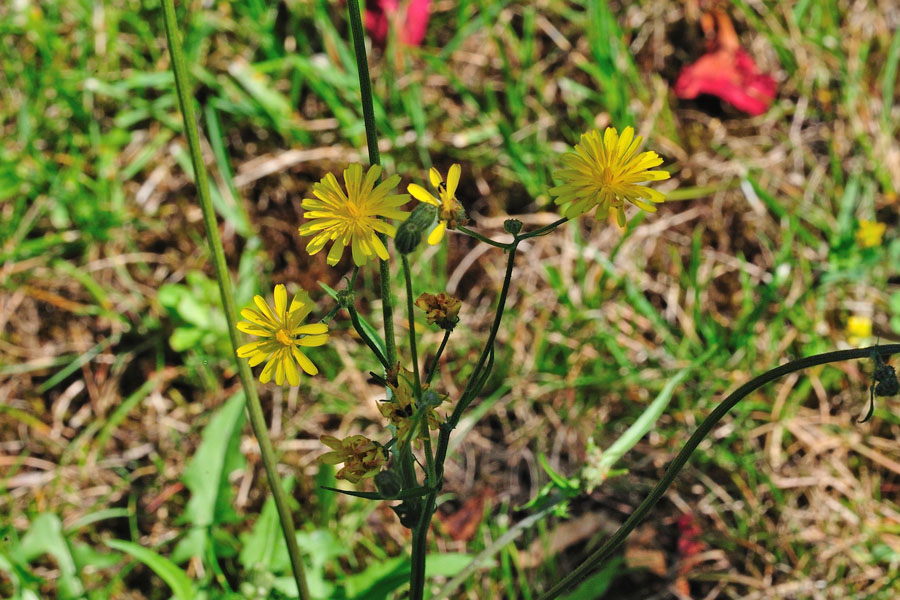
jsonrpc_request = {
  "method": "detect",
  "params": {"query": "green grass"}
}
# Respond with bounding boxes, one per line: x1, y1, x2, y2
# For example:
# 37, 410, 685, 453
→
2, 0, 899, 598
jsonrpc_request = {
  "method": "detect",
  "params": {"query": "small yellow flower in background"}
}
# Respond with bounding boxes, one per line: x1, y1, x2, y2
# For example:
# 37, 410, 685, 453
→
319, 435, 386, 483
847, 315, 873, 347
415, 292, 461, 330
378, 369, 445, 442
236, 284, 329, 386
407, 164, 467, 244
856, 220, 886, 248
550, 126, 670, 227
298, 164, 409, 266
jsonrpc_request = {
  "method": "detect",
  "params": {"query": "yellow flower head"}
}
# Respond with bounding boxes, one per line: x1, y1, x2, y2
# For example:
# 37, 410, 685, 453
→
856, 220, 886, 248
319, 434, 386, 483
378, 369, 445, 442
847, 315, 873, 347
407, 164, 467, 245
415, 292, 461, 330
236, 284, 329, 386
550, 126, 670, 226
299, 164, 409, 266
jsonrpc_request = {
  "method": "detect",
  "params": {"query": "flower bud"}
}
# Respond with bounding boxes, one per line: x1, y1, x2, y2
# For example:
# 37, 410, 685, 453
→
406, 202, 439, 230
395, 204, 438, 254
375, 470, 403, 498
394, 223, 422, 254
336, 289, 354, 308
503, 218, 523, 235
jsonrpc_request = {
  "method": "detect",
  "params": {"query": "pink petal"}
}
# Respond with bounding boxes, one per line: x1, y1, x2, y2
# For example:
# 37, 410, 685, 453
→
401, 0, 431, 46
673, 10, 777, 116
674, 48, 776, 116
365, 0, 430, 47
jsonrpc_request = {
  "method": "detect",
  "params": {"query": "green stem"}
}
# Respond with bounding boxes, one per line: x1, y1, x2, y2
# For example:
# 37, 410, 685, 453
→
518, 217, 569, 240
346, 0, 396, 368
457, 225, 511, 249
401, 256, 423, 396
401, 255, 436, 481
159, 3, 311, 599
425, 329, 452, 385
446, 242, 519, 440
408, 243, 521, 600
538, 344, 900, 599
409, 491, 435, 600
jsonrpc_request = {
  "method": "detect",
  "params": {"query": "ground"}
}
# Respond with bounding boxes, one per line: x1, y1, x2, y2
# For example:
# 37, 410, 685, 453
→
1, 0, 899, 599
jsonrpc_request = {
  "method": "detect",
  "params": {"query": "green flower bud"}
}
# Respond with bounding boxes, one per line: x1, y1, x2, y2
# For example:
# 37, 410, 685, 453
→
336, 289, 354, 309
375, 470, 403, 498
422, 389, 443, 407
395, 222, 422, 254
504, 218, 523, 235
395, 204, 438, 254
407, 203, 439, 230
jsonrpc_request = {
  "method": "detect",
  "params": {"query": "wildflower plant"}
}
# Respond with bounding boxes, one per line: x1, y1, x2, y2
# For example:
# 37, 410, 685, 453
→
160, 1, 900, 599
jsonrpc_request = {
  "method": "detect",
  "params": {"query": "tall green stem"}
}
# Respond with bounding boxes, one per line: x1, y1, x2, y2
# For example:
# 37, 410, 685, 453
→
538, 344, 900, 599
346, 0, 396, 367
425, 329, 452, 384
409, 243, 521, 600
159, 3, 310, 599
401, 256, 423, 396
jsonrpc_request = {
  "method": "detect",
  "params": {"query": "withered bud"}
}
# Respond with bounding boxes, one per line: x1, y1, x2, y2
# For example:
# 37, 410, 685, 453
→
415, 292, 462, 330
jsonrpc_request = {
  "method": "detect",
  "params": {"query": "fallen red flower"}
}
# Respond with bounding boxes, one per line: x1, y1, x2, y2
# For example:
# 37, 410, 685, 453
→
674, 10, 777, 116
676, 513, 704, 559
365, 0, 431, 47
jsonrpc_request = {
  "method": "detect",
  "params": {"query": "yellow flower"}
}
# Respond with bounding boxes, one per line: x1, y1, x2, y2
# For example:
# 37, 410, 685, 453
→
236, 284, 329, 386
407, 164, 466, 245
847, 315, 873, 346
378, 369, 445, 442
415, 292, 461, 330
298, 164, 409, 266
550, 126, 670, 226
856, 220, 886, 248
319, 434, 386, 483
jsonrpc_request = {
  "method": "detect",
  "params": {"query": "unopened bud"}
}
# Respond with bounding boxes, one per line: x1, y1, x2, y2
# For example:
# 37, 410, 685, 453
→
375, 470, 403, 498
394, 223, 421, 254
503, 218, 523, 235
395, 204, 438, 254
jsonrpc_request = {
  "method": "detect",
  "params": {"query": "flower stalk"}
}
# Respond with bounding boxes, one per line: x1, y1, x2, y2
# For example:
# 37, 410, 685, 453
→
159, 2, 311, 598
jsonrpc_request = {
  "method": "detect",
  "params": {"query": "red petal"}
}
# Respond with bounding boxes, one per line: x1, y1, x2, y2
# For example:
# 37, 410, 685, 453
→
674, 47, 776, 115
365, 0, 430, 47
401, 0, 431, 46
673, 10, 777, 116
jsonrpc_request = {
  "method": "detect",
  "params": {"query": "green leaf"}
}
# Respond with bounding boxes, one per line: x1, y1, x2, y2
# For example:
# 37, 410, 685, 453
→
176, 292, 212, 329
557, 557, 621, 600
423, 552, 471, 577
18, 513, 84, 599
70, 542, 121, 570
157, 283, 187, 311
170, 326, 204, 352
105, 540, 195, 600
173, 392, 246, 562
340, 556, 408, 600
239, 477, 296, 573
338, 553, 472, 600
